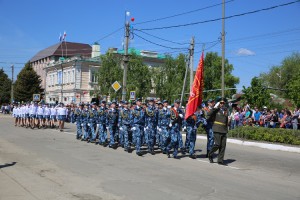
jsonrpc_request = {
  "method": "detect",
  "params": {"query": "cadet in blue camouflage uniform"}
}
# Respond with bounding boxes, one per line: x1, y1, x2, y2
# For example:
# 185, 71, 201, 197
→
167, 100, 184, 159
155, 101, 163, 149
117, 101, 124, 147
157, 100, 171, 154
144, 98, 157, 155
74, 103, 84, 140
106, 100, 119, 148
185, 105, 207, 159
97, 100, 107, 146
81, 104, 90, 141
88, 102, 98, 143
119, 101, 132, 152
131, 98, 145, 156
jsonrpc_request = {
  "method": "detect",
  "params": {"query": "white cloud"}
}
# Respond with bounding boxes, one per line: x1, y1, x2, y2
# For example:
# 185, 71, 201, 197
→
236, 48, 255, 56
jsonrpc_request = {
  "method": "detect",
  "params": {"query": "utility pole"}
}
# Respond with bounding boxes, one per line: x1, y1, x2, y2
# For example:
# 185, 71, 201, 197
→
11, 65, 14, 103
122, 22, 130, 101
180, 57, 190, 107
221, 0, 225, 98
189, 37, 195, 90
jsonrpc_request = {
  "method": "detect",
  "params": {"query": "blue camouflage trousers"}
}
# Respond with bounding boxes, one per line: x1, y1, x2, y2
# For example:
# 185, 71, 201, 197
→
98, 124, 107, 144
118, 126, 124, 146
121, 125, 130, 149
108, 125, 117, 146
133, 125, 142, 154
89, 122, 97, 141
145, 125, 155, 151
161, 126, 170, 153
76, 122, 82, 138
144, 128, 149, 145
167, 126, 181, 157
206, 122, 214, 152
83, 122, 89, 140
178, 130, 184, 149
187, 126, 197, 155
155, 129, 161, 147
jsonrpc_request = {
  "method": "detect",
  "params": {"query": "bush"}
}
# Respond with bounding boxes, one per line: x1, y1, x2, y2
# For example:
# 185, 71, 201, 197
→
228, 126, 300, 145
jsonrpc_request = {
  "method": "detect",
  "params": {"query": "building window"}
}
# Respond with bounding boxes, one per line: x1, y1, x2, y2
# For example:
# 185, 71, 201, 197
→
90, 70, 98, 83
57, 71, 62, 85
67, 71, 70, 84
72, 69, 75, 82
69, 70, 72, 83
51, 74, 54, 86
63, 71, 67, 84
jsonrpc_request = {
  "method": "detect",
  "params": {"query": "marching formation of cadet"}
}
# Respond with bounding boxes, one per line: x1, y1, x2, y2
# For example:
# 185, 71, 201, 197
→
73, 98, 210, 159
12, 102, 67, 131
12, 97, 229, 163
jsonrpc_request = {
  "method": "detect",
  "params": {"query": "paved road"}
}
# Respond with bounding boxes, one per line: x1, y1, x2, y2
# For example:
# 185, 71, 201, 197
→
0, 116, 299, 200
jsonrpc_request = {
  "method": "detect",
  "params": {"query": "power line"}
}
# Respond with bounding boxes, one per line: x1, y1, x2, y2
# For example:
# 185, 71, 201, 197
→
0, 62, 27, 65
194, 40, 221, 53
134, 32, 188, 50
134, 0, 235, 25
134, 29, 190, 45
93, 26, 123, 43
134, 28, 222, 46
227, 27, 300, 44
139, 1, 300, 31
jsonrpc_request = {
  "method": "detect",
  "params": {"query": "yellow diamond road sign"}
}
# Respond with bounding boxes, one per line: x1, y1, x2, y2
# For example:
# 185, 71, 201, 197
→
112, 81, 122, 92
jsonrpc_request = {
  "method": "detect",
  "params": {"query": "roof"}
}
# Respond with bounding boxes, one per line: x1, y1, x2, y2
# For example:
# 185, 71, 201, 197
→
116, 48, 166, 59
30, 42, 92, 63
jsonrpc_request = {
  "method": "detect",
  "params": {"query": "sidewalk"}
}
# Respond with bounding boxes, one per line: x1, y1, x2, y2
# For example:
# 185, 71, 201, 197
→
193, 134, 300, 153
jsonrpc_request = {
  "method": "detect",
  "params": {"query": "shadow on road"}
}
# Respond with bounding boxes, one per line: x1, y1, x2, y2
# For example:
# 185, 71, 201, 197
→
0, 162, 17, 169
224, 159, 236, 165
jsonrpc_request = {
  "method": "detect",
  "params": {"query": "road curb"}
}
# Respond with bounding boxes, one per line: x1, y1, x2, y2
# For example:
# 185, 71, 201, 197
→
193, 134, 300, 153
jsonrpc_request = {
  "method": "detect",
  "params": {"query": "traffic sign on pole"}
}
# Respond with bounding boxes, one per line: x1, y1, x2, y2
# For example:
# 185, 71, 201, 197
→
112, 81, 122, 92
130, 91, 135, 100
33, 94, 40, 102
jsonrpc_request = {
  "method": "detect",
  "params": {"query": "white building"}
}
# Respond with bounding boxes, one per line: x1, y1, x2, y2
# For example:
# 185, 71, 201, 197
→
44, 43, 101, 104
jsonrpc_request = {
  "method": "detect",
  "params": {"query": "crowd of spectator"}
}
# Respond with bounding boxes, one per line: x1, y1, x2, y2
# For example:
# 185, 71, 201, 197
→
228, 105, 300, 130
1, 103, 11, 114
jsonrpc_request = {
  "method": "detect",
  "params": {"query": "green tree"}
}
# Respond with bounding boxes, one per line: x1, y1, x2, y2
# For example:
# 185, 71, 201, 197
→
242, 77, 271, 109
259, 52, 300, 101
153, 54, 189, 103
0, 69, 12, 104
97, 52, 123, 100
14, 62, 42, 102
97, 50, 154, 101
203, 52, 240, 100
127, 53, 152, 99
287, 71, 300, 107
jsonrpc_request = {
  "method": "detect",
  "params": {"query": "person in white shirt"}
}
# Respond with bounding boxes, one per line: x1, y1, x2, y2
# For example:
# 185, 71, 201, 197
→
29, 102, 38, 129
20, 104, 26, 127
36, 103, 44, 129
25, 103, 30, 128
43, 103, 51, 128
50, 104, 58, 128
12, 104, 18, 126
57, 103, 67, 132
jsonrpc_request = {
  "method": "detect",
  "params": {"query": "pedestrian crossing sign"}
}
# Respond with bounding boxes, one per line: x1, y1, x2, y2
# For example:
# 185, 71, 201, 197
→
33, 94, 40, 101
112, 81, 122, 92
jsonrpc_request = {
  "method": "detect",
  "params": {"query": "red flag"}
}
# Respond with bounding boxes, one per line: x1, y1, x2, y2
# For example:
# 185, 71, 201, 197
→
185, 51, 204, 119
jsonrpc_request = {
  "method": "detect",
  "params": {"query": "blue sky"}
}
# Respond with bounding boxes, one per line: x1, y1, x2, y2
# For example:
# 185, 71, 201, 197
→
0, 0, 299, 91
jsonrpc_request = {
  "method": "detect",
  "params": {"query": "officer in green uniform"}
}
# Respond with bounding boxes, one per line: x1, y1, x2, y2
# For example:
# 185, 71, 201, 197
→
207, 98, 229, 165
